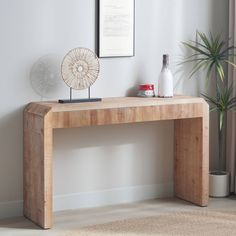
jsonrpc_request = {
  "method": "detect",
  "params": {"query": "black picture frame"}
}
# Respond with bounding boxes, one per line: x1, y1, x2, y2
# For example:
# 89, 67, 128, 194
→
98, 0, 135, 58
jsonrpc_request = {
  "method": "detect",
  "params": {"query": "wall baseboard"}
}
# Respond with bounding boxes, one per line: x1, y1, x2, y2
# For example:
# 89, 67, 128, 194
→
54, 183, 173, 211
0, 183, 173, 219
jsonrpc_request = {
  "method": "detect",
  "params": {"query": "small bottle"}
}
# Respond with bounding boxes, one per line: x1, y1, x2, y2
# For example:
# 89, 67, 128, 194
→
158, 54, 174, 98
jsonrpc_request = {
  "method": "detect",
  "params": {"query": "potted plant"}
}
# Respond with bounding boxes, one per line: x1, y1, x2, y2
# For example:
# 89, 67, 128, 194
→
181, 31, 236, 197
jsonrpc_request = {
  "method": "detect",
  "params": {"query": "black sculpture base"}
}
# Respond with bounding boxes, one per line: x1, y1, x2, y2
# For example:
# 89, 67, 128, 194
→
58, 98, 102, 104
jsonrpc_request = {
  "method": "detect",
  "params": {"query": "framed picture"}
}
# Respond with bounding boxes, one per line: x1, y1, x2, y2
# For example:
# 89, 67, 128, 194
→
98, 0, 135, 58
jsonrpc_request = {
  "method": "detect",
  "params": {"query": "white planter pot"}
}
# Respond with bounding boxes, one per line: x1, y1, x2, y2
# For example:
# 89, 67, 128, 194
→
209, 171, 229, 197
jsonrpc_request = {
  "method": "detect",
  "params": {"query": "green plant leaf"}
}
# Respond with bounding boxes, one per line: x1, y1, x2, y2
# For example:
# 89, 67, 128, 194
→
180, 31, 236, 101
201, 93, 219, 107
182, 42, 210, 57
220, 46, 236, 56
179, 58, 208, 65
197, 32, 211, 49
210, 107, 218, 112
205, 61, 215, 85
188, 60, 209, 79
190, 40, 211, 52
225, 60, 236, 68
216, 62, 225, 81
229, 103, 236, 110
219, 111, 224, 131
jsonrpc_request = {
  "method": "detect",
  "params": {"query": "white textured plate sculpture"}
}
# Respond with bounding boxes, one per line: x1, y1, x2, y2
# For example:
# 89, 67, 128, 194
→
61, 47, 100, 90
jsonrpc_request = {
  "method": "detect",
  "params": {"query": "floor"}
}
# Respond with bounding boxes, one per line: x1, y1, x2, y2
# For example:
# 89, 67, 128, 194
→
0, 197, 236, 236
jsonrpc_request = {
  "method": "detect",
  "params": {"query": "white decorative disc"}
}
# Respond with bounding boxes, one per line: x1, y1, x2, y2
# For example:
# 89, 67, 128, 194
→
61, 48, 100, 90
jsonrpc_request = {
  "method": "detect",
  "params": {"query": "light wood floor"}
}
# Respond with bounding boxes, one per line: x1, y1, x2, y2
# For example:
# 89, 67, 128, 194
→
1, 197, 236, 236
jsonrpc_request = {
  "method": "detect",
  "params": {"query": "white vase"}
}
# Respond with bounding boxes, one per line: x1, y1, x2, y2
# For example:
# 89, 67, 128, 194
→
158, 54, 174, 98
209, 171, 229, 197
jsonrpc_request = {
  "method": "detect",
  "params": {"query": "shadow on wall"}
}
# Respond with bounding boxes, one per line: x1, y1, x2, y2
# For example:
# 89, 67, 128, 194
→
0, 107, 24, 202
30, 54, 64, 99
125, 76, 143, 97
53, 121, 174, 194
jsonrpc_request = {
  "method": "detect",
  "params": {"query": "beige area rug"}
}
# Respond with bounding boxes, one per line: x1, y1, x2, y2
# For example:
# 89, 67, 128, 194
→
61, 210, 236, 236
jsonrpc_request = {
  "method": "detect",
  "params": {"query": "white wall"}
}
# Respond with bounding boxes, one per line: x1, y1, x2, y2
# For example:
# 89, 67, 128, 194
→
0, 0, 228, 218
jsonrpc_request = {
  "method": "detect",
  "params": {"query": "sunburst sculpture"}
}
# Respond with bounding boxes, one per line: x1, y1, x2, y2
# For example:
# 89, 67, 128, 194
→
59, 47, 101, 103
61, 47, 100, 90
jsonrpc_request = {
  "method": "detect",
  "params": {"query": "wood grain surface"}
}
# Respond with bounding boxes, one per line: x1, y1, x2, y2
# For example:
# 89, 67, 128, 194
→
23, 96, 209, 229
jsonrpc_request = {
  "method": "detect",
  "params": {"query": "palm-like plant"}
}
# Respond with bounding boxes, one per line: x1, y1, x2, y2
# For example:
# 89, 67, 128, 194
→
181, 31, 236, 173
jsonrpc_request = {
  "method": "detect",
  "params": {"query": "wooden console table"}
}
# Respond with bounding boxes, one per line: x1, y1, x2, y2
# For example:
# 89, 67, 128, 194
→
23, 96, 209, 229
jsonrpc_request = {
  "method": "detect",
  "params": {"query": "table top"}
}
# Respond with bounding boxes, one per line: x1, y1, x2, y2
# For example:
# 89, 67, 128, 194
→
27, 96, 206, 113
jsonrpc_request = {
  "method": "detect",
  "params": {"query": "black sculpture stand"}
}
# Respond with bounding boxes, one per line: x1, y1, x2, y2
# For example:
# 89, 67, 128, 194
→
58, 87, 102, 104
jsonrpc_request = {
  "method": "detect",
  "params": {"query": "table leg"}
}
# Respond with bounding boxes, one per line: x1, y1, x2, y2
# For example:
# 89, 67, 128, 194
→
23, 110, 53, 229
174, 116, 209, 206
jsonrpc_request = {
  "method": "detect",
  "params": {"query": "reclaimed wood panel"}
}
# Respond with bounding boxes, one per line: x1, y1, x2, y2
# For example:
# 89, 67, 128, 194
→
23, 107, 53, 229
23, 96, 209, 229
174, 101, 209, 206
